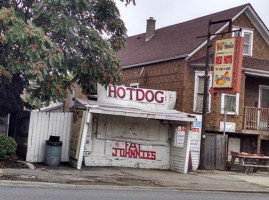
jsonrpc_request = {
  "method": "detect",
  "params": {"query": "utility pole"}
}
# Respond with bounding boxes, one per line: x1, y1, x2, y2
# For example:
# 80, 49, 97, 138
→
197, 19, 233, 169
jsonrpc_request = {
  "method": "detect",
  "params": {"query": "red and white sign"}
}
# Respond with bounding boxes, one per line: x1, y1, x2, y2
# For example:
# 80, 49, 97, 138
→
107, 85, 167, 104
98, 84, 177, 110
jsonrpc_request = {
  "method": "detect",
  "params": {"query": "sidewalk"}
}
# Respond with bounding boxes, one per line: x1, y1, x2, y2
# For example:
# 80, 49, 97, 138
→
1, 164, 269, 193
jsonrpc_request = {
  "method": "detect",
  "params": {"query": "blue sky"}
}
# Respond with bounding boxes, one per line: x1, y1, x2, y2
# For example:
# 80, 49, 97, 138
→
116, 0, 269, 36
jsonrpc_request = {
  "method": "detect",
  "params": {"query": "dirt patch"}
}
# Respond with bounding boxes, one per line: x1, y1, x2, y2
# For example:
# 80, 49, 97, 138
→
0, 158, 28, 169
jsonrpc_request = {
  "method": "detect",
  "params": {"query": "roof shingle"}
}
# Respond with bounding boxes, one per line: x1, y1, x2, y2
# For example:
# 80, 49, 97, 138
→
117, 4, 249, 67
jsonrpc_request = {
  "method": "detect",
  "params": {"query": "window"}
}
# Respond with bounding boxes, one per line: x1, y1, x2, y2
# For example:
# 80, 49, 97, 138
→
221, 93, 240, 115
130, 83, 139, 88
243, 30, 253, 56
232, 27, 253, 56
193, 71, 212, 113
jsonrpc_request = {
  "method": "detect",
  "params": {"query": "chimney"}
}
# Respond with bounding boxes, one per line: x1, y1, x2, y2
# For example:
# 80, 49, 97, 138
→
145, 17, 156, 41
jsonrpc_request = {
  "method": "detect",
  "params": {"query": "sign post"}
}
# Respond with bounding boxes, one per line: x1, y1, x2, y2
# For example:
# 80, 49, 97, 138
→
196, 19, 242, 169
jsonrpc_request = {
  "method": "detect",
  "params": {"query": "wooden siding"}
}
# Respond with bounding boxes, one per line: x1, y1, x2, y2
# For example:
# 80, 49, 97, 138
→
26, 112, 73, 162
122, 59, 186, 111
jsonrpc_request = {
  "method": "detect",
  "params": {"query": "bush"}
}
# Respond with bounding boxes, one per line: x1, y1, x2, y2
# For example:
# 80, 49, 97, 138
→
0, 135, 17, 160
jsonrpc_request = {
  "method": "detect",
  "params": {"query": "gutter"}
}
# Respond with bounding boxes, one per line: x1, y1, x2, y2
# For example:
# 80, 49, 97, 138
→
243, 67, 269, 78
122, 54, 188, 69
188, 64, 269, 77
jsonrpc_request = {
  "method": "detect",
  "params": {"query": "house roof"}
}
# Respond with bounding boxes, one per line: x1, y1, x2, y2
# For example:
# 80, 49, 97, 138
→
117, 4, 269, 68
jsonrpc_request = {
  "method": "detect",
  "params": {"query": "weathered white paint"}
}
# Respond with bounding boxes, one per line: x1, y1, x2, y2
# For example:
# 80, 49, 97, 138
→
97, 84, 176, 111
84, 114, 170, 169
170, 123, 191, 173
97, 115, 168, 144
26, 112, 72, 162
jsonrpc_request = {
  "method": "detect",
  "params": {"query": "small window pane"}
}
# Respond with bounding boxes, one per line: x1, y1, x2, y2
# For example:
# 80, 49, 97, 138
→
244, 45, 250, 55
224, 95, 236, 113
196, 94, 209, 113
198, 77, 205, 93
244, 32, 251, 44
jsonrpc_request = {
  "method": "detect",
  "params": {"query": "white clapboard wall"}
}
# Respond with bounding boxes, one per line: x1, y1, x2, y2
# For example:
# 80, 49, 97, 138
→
26, 112, 72, 162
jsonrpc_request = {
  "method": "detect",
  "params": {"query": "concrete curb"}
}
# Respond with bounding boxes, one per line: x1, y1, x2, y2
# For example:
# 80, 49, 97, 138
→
0, 180, 269, 194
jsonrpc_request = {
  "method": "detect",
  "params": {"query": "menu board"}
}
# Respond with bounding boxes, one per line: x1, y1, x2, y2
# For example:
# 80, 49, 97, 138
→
69, 110, 86, 159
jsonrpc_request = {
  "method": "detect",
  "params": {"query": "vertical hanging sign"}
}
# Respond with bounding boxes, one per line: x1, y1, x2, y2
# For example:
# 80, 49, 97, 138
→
213, 38, 235, 88
211, 37, 244, 94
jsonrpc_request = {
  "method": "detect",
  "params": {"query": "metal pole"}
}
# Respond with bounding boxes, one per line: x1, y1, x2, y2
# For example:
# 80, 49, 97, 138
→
223, 112, 226, 136
200, 20, 211, 169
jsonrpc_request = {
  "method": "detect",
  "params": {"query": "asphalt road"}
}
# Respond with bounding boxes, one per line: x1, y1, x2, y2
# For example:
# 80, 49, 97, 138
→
0, 186, 268, 200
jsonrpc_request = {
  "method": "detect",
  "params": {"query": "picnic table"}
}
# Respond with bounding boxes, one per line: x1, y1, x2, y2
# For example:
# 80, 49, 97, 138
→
228, 153, 269, 173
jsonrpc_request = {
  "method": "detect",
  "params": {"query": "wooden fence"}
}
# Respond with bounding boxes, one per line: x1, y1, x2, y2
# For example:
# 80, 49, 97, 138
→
26, 112, 73, 162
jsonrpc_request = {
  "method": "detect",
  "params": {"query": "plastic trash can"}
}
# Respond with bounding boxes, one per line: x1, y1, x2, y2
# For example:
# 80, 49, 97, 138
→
44, 136, 62, 166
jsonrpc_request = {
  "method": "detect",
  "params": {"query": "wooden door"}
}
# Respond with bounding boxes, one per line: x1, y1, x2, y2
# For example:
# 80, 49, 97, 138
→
258, 86, 269, 130
204, 134, 228, 170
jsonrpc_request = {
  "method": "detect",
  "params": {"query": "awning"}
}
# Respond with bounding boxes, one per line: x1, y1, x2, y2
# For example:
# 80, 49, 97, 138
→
74, 98, 197, 122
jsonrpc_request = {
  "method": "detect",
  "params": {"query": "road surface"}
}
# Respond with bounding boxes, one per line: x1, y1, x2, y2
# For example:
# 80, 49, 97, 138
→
0, 186, 268, 200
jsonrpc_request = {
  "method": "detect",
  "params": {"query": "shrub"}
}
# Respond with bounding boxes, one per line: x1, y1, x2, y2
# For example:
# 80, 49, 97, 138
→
0, 135, 17, 160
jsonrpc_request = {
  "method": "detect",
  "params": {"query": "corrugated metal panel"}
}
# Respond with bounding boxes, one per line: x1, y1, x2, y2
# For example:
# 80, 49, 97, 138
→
169, 125, 191, 173
26, 112, 72, 162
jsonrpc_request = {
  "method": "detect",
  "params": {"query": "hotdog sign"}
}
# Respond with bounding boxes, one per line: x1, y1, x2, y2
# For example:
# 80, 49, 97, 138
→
97, 84, 177, 110
213, 38, 235, 88
107, 85, 167, 104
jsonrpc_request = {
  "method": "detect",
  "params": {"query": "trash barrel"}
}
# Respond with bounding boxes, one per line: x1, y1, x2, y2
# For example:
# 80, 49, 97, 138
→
44, 136, 62, 166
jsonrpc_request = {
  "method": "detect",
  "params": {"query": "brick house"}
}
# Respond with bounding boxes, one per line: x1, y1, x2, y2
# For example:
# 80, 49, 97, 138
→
116, 4, 269, 155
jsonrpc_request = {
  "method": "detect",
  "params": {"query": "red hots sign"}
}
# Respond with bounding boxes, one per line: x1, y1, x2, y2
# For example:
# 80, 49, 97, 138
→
211, 37, 244, 94
107, 85, 166, 104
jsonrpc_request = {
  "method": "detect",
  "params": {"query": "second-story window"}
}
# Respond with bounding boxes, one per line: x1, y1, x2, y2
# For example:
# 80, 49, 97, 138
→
242, 30, 253, 56
194, 71, 212, 113
232, 27, 254, 56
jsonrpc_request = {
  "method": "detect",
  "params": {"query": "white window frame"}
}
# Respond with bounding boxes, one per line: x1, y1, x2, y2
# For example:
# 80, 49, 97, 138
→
221, 93, 240, 115
130, 83, 139, 88
232, 26, 254, 56
193, 71, 212, 113
258, 85, 269, 108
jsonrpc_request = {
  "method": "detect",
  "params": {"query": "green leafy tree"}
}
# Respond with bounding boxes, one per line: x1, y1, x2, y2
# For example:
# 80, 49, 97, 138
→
0, 0, 134, 112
